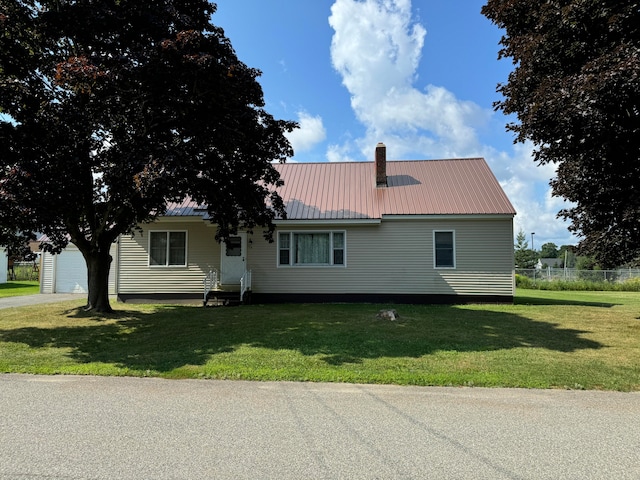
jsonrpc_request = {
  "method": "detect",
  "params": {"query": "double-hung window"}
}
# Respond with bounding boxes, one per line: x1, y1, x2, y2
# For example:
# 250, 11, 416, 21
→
278, 231, 345, 266
434, 231, 455, 268
149, 231, 187, 267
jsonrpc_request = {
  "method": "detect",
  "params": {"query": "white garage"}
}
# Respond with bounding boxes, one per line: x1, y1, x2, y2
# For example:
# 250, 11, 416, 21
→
0, 248, 7, 284
40, 244, 117, 294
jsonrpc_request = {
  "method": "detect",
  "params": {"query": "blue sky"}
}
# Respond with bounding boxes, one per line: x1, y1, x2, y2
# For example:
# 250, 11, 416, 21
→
216, 0, 576, 248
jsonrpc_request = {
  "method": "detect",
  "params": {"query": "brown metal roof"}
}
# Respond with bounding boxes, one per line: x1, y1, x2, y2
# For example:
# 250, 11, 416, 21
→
164, 197, 205, 217
164, 158, 516, 220
274, 158, 516, 220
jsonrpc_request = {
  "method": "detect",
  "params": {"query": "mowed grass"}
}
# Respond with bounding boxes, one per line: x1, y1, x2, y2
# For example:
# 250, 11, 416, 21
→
0, 281, 40, 298
0, 289, 639, 391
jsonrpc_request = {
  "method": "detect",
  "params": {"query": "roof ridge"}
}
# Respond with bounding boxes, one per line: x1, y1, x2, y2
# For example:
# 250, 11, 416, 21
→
277, 158, 486, 166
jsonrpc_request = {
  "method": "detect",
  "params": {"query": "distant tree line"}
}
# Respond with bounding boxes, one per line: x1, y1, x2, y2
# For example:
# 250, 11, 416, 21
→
514, 229, 601, 270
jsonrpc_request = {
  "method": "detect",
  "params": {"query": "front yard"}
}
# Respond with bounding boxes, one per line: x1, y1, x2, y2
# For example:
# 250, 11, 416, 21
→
0, 281, 40, 298
0, 289, 639, 390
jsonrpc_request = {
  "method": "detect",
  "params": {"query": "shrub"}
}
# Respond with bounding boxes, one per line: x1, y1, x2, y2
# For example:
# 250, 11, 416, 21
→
620, 277, 640, 292
515, 274, 535, 289
515, 275, 640, 292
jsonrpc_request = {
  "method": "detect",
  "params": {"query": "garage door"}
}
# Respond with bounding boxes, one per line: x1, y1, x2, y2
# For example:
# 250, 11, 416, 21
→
55, 250, 88, 293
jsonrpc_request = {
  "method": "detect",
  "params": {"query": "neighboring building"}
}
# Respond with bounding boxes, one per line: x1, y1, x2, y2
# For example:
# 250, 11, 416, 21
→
537, 258, 563, 269
114, 143, 517, 304
40, 243, 118, 294
0, 248, 7, 284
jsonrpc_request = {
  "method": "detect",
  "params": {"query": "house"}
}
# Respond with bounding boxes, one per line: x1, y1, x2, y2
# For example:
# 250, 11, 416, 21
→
115, 143, 517, 304
536, 258, 562, 269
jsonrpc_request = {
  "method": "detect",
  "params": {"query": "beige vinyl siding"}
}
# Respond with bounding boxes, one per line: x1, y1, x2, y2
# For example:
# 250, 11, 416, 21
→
40, 251, 54, 293
117, 219, 220, 295
438, 219, 514, 296
248, 217, 514, 297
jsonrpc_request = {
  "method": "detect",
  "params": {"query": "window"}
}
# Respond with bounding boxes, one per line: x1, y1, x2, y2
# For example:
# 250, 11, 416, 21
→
333, 232, 345, 265
149, 231, 187, 266
434, 231, 455, 268
279, 233, 290, 265
226, 237, 242, 257
278, 231, 346, 266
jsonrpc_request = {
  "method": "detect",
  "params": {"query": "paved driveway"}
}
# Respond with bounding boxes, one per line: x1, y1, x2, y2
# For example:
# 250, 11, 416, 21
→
0, 293, 86, 309
1, 375, 639, 479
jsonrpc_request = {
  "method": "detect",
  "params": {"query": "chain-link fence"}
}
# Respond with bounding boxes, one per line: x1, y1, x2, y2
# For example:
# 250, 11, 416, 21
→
7, 261, 40, 281
516, 268, 640, 283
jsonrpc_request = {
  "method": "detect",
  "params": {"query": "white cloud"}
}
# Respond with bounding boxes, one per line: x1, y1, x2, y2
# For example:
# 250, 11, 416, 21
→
285, 111, 326, 157
329, 0, 489, 159
496, 143, 577, 247
328, 0, 576, 246
327, 142, 357, 162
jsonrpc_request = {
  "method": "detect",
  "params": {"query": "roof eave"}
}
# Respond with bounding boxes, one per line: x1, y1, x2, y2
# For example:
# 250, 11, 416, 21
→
381, 213, 516, 220
274, 218, 382, 226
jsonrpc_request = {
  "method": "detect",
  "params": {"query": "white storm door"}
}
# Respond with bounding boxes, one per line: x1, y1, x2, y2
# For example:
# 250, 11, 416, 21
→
220, 233, 246, 284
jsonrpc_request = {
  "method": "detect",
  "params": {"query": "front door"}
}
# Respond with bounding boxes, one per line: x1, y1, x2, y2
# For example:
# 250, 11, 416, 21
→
220, 233, 246, 285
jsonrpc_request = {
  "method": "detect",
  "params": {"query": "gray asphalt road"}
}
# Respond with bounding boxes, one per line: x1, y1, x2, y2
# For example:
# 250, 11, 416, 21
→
1, 375, 639, 479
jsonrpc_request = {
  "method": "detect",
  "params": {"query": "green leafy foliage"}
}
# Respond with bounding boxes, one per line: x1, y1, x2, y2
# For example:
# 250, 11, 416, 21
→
482, 1, 640, 268
0, 1, 297, 311
539, 242, 559, 258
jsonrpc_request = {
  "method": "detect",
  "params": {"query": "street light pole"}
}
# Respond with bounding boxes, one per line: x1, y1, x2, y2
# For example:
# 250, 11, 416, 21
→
531, 232, 535, 252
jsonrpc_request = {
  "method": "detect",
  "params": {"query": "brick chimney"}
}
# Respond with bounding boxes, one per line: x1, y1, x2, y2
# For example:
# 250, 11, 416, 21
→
375, 142, 387, 187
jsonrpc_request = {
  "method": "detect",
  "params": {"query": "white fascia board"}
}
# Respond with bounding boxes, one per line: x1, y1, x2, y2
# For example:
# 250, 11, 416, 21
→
153, 215, 206, 223
274, 219, 382, 226
381, 214, 515, 221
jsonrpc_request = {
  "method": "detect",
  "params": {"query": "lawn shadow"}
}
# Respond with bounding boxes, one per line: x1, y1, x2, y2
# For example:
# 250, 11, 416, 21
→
0, 282, 36, 290
61, 306, 146, 321
0, 303, 605, 371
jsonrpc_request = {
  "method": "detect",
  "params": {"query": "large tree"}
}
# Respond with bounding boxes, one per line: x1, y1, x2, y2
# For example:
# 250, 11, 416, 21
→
0, 1, 296, 312
482, 1, 640, 268
539, 242, 559, 259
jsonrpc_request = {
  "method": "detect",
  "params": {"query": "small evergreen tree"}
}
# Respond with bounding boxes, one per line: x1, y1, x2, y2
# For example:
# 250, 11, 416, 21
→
514, 229, 536, 268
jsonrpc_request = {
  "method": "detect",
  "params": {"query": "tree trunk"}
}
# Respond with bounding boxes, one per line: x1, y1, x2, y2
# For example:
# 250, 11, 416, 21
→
84, 250, 113, 313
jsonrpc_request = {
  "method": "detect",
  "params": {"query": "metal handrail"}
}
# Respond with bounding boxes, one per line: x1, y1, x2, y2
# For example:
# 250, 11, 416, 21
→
240, 270, 252, 302
203, 269, 219, 304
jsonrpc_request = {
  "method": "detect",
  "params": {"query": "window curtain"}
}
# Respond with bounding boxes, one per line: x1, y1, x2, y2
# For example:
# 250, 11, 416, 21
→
150, 232, 167, 266
295, 233, 330, 264
168, 232, 186, 265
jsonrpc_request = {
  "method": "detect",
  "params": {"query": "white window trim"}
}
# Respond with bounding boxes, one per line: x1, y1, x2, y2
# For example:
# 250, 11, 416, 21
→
148, 230, 188, 268
277, 231, 347, 268
433, 230, 456, 269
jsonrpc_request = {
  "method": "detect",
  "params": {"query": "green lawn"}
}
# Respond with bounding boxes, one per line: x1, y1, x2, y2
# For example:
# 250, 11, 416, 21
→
0, 281, 40, 298
1, 289, 639, 391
